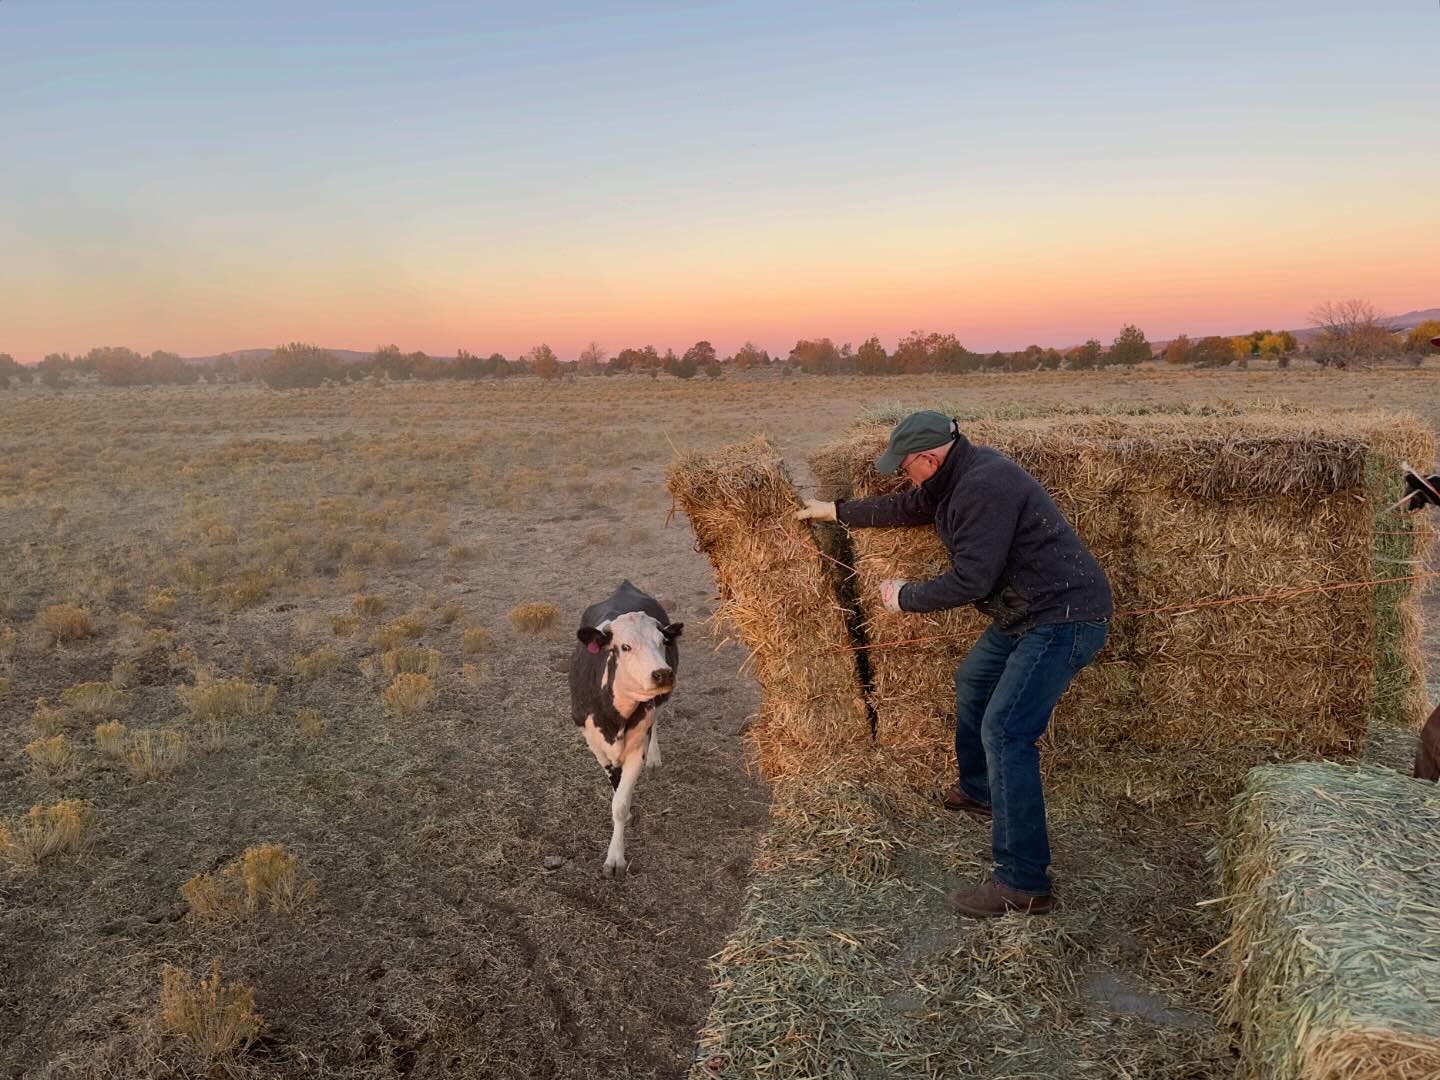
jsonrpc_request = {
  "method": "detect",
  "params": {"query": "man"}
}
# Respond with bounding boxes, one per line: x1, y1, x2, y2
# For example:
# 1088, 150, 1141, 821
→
796, 411, 1112, 916
1400, 462, 1440, 781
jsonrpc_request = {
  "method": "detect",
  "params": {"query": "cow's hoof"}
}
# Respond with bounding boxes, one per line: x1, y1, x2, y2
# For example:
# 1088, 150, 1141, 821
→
603, 859, 627, 880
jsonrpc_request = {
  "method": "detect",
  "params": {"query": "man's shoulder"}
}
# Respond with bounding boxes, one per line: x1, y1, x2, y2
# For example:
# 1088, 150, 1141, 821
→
957, 445, 1034, 492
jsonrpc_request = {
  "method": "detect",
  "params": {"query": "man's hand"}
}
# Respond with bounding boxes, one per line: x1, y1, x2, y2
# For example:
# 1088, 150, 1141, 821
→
794, 499, 837, 522
879, 579, 908, 613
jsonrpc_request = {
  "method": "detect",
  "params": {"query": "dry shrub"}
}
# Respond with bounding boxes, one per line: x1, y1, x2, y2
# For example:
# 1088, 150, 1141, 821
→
205, 524, 238, 545
124, 729, 192, 782
181, 842, 317, 921
382, 673, 436, 717
436, 600, 465, 626
110, 659, 139, 689
369, 616, 426, 649
94, 721, 128, 760
0, 676, 8, 695
351, 593, 386, 619
31, 698, 67, 736
295, 708, 326, 741
60, 681, 123, 718
380, 645, 443, 678
177, 674, 277, 723
424, 521, 449, 547
145, 588, 177, 617
0, 799, 94, 868
159, 961, 263, 1061
0, 623, 17, 660
508, 602, 560, 633
25, 734, 75, 779
329, 613, 361, 637
36, 603, 92, 646
462, 661, 488, 689
293, 647, 342, 681
462, 626, 493, 654
447, 544, 477, 562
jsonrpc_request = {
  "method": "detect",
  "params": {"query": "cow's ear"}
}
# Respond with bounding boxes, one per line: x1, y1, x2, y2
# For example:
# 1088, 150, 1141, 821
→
662, 622, 684, 640
577, 627, 612, 653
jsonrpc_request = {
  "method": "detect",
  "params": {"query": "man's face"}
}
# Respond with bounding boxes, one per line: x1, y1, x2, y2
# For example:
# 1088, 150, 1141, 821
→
898, 448, 942, 487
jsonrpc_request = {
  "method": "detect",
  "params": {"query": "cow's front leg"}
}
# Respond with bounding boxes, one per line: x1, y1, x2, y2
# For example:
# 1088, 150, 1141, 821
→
604, 757, 643, 879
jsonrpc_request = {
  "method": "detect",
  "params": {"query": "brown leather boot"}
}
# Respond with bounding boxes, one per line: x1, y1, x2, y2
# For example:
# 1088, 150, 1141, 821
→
941, 781, 993, 822
950, 878, 1055, 918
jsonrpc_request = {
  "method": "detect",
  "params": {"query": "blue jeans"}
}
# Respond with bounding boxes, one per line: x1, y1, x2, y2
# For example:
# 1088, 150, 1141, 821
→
954, 620, 1109, 895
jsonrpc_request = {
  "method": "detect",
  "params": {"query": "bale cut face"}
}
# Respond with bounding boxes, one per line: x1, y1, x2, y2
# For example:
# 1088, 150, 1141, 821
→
667, 437, 870, 777
1219, 761, 1440, 1080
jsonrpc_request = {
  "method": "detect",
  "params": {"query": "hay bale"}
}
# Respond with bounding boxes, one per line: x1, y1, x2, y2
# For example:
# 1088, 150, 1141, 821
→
809, 406, 1434, 795
667, 438, 869, 777
1218, 761, 1440, 1079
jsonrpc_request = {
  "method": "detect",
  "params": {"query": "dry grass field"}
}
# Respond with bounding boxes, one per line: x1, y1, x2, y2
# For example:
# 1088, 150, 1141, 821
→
2, 365, 1437, 1079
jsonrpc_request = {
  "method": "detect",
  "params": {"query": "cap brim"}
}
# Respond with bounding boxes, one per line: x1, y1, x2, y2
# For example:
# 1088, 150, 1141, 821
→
875, 447, 906, 475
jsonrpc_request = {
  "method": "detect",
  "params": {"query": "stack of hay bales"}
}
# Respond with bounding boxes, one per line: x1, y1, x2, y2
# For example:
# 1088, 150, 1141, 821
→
667, 437, 870, 778
809, 406, 1434, 801
1219, 761, 1440, 1079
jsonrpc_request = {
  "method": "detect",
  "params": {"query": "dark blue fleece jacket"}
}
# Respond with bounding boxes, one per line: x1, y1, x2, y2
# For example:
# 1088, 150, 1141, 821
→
836, 433, 1113, 635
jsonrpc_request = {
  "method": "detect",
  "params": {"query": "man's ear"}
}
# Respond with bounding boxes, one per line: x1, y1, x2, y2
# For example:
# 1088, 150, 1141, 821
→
662, 622, 684, 640
577, 627, 612, 653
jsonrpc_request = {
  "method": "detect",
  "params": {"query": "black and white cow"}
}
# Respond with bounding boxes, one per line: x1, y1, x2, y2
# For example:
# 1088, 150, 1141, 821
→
569, 580, 683, 878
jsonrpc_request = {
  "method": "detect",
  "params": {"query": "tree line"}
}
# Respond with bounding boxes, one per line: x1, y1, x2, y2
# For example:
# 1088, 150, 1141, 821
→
3, 302, 1434, 390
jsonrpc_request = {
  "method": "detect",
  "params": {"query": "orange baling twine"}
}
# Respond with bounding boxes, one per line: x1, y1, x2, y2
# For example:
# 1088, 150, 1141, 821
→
772, 523, 1439, 654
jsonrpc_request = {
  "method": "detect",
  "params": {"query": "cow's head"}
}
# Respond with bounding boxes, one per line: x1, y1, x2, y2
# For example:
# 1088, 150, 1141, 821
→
577, 612, 683, 705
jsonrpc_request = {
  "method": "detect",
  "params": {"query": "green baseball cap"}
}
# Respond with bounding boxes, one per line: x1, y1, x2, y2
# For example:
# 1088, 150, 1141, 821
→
876, 411, 957, 474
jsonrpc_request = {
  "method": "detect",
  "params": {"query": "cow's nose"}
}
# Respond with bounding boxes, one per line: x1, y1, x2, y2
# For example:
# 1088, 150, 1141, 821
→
651, 668, 674, 687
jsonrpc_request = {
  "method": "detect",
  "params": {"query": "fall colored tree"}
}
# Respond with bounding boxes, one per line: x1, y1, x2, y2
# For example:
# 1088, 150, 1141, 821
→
527, 344, 560, 381
856, 336, 889, 375
1107, 325, 1151, 367
1163, 334, 1192, 366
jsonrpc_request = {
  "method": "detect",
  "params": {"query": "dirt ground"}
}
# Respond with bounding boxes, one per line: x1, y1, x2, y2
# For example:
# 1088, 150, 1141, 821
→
1, 364, 1436, 1079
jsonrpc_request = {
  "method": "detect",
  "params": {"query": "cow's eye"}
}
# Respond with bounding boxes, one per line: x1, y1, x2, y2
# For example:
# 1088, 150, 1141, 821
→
621, 644, 631, 652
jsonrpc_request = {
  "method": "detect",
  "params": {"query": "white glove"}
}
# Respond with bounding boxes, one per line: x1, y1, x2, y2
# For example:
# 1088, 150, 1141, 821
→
794, 499, 836, 522
879, 579, 908, 613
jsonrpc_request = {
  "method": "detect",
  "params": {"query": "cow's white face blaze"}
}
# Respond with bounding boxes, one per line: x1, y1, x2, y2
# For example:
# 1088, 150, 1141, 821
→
602, 611, 675, 704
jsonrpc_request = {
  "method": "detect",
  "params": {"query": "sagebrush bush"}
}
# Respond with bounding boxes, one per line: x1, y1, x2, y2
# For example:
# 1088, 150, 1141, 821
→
110, 659, 139, 689
124, 729, 191, 782
181, 842, 317, 921
61, 681, 123, 718
295, 708, 326, 741
351, 594, 386, 619
177, 675, 277, 723
381, 673, 435, 717
145, 588, 177, 617
31, 698, 67, 736
159, 961, 263, 1060
25, 734, 74, 778
94, 721, 128, 760
0, 799, 94, 868
293, 647, 342, 681
37, 604, 92, 646
462, 626, 493, 654
508, 602, 560, 632
369, 617, 426, 649
380, 646, 443, 678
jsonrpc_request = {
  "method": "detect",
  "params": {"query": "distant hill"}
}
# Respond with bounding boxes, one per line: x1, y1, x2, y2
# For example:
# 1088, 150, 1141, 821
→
1288, 307, 1440, 344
